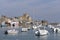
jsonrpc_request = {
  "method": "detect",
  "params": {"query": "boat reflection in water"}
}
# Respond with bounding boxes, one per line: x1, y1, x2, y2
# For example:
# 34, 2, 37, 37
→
35, 34, 48, 40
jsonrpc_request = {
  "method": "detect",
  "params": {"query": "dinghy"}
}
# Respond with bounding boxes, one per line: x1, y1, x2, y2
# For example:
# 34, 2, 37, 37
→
35, 26, 48, 36
5, 29, 18, 34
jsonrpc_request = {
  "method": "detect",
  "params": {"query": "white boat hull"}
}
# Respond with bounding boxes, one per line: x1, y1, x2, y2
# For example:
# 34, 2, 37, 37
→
7, 29, 18, 34
32, 25, 37, 30
35, 30, 48, 36
54, 28, 60, 33
21, 28, 28, 32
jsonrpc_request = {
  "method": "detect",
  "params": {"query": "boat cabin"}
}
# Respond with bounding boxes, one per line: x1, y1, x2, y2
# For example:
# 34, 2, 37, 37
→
11, 22, 19, 27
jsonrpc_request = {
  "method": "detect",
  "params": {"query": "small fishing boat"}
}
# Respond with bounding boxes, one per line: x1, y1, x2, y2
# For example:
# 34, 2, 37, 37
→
21, 28, 28, 32
5, 29, 18, 34
35, 26, 48, 36
54, 28, 60, 33
35, 30, 48, 36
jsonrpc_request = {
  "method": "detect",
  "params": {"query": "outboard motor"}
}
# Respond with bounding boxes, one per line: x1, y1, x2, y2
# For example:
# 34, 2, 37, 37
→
4, 30, 8, 35
56, 29, 58, 33
36, 30, 40, 36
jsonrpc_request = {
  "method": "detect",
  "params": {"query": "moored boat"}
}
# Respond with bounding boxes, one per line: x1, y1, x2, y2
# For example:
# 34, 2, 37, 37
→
21, 28, 28, 32
35, 26, 49, 36
4, 29, 18, 34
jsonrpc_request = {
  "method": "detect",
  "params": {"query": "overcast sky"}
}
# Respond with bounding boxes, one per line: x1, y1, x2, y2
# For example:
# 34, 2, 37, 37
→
0, 0, 60, 23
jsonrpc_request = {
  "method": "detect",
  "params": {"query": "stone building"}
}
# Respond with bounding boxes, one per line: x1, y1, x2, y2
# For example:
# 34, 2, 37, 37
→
19, 13, 32, 22
18, 13, 32, 27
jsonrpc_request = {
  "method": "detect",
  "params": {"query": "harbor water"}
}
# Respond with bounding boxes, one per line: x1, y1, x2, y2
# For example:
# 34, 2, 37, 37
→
0, 27, 60, 40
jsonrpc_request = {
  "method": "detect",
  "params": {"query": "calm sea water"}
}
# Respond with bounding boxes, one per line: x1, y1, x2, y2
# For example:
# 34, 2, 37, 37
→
0, 27, 60, 40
